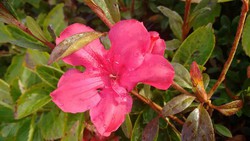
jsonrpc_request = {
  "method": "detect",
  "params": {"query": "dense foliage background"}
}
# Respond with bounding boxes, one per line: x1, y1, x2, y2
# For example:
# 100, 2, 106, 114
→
0, 0, 250, 140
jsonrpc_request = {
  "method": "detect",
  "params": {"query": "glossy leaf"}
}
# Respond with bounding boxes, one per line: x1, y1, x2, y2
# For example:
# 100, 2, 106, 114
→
121, 114, 133, 139
172, 63, 192, 89
242, 14, 250, 57
214, 100, 243, 116
43, 4, 67, 41
0, 79, 13, 109
35, 65, 63, 88
181, 105, 215, 141
4, 55, 24, 84
15, 83, 53, 119
38, 110, 65, 140
48, 31, 104, 64
142, 117, 159, 141
172, 25, 215, 66
158, 6, 183, 40
26, 16, 48, 42
131, 114, 143, 141
214, 124, 232, 138
162, 94, 195, 117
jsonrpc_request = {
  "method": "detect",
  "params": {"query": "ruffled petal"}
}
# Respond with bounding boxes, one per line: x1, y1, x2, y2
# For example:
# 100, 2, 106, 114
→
120, 54, 175, 90
56, 23, 106, 68
108, 20, 151, 72
148, 31, 166, 55
50, 69, 105, 113
90, 88, 132, 136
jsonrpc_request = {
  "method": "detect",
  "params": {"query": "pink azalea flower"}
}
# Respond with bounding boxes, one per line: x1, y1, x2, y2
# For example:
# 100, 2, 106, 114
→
50, 19, 174, 136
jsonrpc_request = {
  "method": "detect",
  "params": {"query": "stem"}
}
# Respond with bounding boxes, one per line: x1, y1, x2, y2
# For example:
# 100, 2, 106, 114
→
84, 0, 114, 28
130, 90, 184, 125
131, 0, 135, 16
171, 82, 193, 97
182, 0, 192, 40
208, 0, 249, 99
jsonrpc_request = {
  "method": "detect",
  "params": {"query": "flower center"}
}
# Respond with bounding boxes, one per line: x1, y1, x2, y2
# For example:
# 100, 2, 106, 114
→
109, 73, 117, 80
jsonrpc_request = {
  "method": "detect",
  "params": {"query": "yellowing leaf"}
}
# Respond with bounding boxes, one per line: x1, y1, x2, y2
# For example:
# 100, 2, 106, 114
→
213, 100, 243, 116
48, 31, 104, 64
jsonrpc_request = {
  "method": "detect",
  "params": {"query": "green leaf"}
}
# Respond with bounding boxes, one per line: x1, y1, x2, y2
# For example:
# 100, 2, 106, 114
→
20, 68, 41, 89
242, 14, 250, 57
25, 49, 60, 70
142, 117, 159, 141
16, 118, 31, 141
26, 16, 48, 42
28, 114, 36, 141
190, 0, 221, 29
61, 113, 84, 141
38, 110, 65, 140
172, 63, 192, 89
35, 65, 63, 88
0, 23, 12, 43
25, 0, 41, 8
4, 55, 24, 84
85, 0, 120, 24
214, 124, 232, 138
121, 114, 133, 138
0, 106, 14, 122
172, 25, 215, 66
6, 25, 49, 51
0, 79, 13, 109
166, 39, 181, 51
131, 114, 143, 141
157, 6, 183, 40
43, 4, 67, 41
181, 105, 215, 141
162, 94, 195, 117
48, 31, 104, 64
15, 83, 53, 119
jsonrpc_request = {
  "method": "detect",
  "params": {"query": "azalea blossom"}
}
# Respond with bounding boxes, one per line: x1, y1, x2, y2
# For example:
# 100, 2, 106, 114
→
50, 19, 174, 136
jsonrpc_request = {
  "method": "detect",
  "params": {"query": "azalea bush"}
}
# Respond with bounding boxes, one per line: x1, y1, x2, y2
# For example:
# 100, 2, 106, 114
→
0, 0, 250, 141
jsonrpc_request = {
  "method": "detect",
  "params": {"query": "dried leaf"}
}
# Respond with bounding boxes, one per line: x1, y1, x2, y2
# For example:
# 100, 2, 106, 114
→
213, 100, 243, 116
142, 117, 159, 141
162, 94, 195, 117
181, 105, 215, 141
48, 31, 104, 64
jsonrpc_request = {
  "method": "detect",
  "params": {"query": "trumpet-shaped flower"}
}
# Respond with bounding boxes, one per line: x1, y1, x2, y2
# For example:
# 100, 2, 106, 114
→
50, 19, 174, 136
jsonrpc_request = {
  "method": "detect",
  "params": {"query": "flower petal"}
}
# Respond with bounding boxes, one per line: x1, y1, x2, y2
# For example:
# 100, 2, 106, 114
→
148, 31, 166, 55
108, 20, 150, 72
56, 23, 106, 68
50, 69, 104, 113
90, 88, 132, 136
120, 54, 175, 90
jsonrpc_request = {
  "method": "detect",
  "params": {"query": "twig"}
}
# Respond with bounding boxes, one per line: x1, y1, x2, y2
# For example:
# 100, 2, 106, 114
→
131, 0, 135, 16
207, 0, 249, 99
171, 82, 193, 97
130, 90, 184, 125
182, 0, 192, 40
